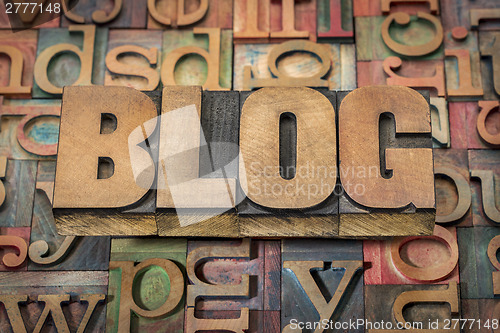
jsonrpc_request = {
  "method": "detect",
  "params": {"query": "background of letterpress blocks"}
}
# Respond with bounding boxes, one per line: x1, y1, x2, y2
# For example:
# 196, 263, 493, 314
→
0, 0, 499, 331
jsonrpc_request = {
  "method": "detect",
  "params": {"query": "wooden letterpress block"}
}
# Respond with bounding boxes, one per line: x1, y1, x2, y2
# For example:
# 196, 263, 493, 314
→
186, 310, 280, 333
107, 238, 187, 332
317, 0, 354, 41
234, 42, 356, 91
365, 283, 460, 330
105, 29, 162, 91
0, 227, 29, 271
464, 101, 500, 149
338, 86, 435, 237
185, 239, 251, 332
0, 271, 107, 332
0, 159, 36, 228
53, 86, 159, 236
479, 31, 500, 101
457, 227, 500, 298
233, 0, 270, 42
448, 102, 472, 149
237, 88, 339, 237
434, 149, 472, 227
28, 161, 111, 271
363, 225, 460, 285
469, 150, 500, 226
441, 0, 500, 31
148, 0, 232, 30
0, 99, 60, 159
281, 239, 363, 332
0, 30, 37, 98
186, 239, 280, 311
355, 15, 444, 61
430, 97, 450, 148
156, 87, 240, 237
269, 0, 317, 42
353, 0, 439, 17
356, 59, 445, 97
61, 0, 148, 28
32, 26, 108, 98
0, 0, 60, 29
161, 29, 232, 90
444, 28, 484, 101
461, 299, 500, 333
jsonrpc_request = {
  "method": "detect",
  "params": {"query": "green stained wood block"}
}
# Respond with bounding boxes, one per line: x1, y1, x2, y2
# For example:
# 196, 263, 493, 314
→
106, 238, 187, 333
161, 30, 232, 89
32, 27, 108, 98
355, 16, 444, 61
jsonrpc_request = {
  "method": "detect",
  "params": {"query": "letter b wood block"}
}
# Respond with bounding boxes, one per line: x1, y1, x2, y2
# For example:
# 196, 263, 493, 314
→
52, 85, 435, 238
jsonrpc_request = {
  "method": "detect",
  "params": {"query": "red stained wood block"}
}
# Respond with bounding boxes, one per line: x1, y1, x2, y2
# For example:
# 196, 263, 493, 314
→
363, 225, 460, 285
465, 101, 500, 149
469, 150, 500, 227
147, 0, 233, 29
0, 30, 37, 98
434, 149, 472, 227
448, 102, 472, 149
270, 0, 317, 42
186, 239, 280, 311
0, 227, 29, 271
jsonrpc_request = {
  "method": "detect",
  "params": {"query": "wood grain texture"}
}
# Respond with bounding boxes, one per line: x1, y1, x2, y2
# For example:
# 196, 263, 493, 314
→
0, 99, 60, 159
105, 29, 162, 91
281, 239, 363, 332
234, 42, 356, 90
107, 238, 186, 332
61, 0, 147, 28
237, 88, 339, 237
461, 299, 500, 333
0, 30, 37, 98
479, 31, 500, 100
434, 149, 472, 227
0, 159, 36, 228
32, 26, 108, 98
355, 15, 444, 61
448, 102, 472, 149
147, 0, 232, 29
0, 0, 60, 29
0, 271, 107, 333
269, 0, 317, 42
161, 28, 232, 90
53, 86, 159, 235
363, 225, 459, 285
430, 97, 450, 148
464, 101, 500, 149
469, 150, 500, 227
0, 228, 29, 271
338, 86, 435, 237
457, 227, 500, 298
317, 0, 354, 41
440, 0, 500, 31
365, 283, 460, 331
29, 161, 111, 271
353, 0, 438, 17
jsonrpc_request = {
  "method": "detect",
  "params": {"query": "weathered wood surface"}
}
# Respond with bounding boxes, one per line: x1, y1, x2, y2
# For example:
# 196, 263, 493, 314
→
107, 238, 187, 332
281, 239, 364, 332
469, 150, 500, 227
33, 26, 108, 98
0, 99, 60, 159
234, 41, 357, 91
0, 30, 37, 98
0, 159, 36, 228
434, 149, 472, 227
457, 227, 500, 298
363, 225, 460, 284
161, 28, 232, 90
61, 0, 147, 28
353, 0, 439, 17
0, 227, 29, 271
338, 86, 435, 237
430, 97, 450, 148
441, 0, 500, 31
0, 0, 60, 29
317, 0, 354, 41
53, 86, 159, 236
461, 299, 500, 333
105, 29, 162, 91
0, 271, 107, 333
